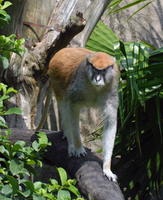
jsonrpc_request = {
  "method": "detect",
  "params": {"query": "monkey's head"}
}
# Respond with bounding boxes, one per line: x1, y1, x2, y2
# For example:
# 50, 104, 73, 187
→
86, 52, 117, 88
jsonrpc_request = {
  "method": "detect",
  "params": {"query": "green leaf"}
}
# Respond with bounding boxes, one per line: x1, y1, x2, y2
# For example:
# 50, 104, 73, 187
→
17, 190, 30, 197
4, 129, 11, 138
32, 194, 46, 200
5, 175, 19, 194
0, 145, 9, 157
1, 1, 12, 10
14, 140, 26, 147
64, 185, 80, 197
57, 167, 67, 186
57, 190, 71, 200
125, 1, 155, 22
34, 181, 43, 190
85, 21, 119, 56
141, 40, 157, 51
1, 184, 13, 197
0, 54, 9, 69
0, 95, 10, 102
0, 121, 8, 129
17, 189, 30, 198
96, 148, 102, 153
24, 163, 38, 177
12, 143, 23, 152
9, 158, 24, 175
0, 116, 6, 124
37, 132, 48, 144
37, 132, 51, 149
44, 193, 55, 199
8, 34, 16, 39
50, 178, 58, 186
3, 107, 22, 115
18, 180, 34, 197
6, 87, 17, 95
32, 140, 40, 152
0, 194, 12, 200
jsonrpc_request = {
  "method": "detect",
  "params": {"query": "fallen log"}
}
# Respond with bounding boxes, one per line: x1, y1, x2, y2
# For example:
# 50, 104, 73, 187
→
4, 128, 124, 200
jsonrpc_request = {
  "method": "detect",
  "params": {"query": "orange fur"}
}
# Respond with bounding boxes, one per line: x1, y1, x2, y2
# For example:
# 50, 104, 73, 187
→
88, 52, 114, 69
37, 48, 119, 181
48, 48, 118, 101
48, 48, 93, 100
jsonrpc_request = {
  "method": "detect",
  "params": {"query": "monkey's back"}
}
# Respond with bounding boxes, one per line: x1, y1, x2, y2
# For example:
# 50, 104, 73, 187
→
48, 48, 94, 100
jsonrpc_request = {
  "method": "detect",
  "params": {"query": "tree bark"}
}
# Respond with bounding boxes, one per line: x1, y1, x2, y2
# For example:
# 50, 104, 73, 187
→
74, 0, 112, 47
0, 2, 125, 198
5, 128, 124, 200
2, 7, 86, 130
1, 0, 112, 132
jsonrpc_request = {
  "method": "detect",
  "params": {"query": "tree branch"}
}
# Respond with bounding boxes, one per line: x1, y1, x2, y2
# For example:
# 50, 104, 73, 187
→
45, 11, 86, 63
73, 0, 112, 47
5, 128, 124, 200
35, 11, 86, 72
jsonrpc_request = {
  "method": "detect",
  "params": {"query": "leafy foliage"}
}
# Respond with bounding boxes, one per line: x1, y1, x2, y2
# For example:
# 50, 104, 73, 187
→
0, 2, 84, 199
106, 0, 155, 22
0, 0, 12, 28
0, 131, 83, 199
86, 21, 119, 56
0, 84, 83, 200
114, 41, 163, 200
0, 0, 25, 69
0, 83, 22, 129
0, 34, 25, 69
86, 21, 163, 199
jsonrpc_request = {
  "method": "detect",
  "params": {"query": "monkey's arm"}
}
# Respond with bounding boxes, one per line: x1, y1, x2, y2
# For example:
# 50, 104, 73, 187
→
36, 83, 53, 131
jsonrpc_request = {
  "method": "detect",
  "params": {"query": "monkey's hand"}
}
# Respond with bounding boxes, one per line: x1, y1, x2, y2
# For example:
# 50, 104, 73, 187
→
68, 144, 87, 157
103, 168, 117, 182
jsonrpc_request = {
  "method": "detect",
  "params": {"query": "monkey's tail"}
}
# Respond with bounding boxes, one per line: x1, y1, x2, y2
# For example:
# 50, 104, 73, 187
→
36, 83, 53, 131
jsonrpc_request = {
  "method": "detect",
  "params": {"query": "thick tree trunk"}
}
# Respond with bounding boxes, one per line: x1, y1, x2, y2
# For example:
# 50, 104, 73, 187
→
0, 1, 125, 198
0, 0, 113, 153
5, 128, 124, 200
0, 1, 125, 199
1, 0, 112, 132
3, 6, 86, 130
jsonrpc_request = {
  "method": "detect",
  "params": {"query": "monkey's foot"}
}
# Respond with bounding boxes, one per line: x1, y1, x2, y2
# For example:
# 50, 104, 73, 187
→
103, 168, 117, 182
75, 145, 87, 157
68, 145, 87, 157
68, 144, 76, 157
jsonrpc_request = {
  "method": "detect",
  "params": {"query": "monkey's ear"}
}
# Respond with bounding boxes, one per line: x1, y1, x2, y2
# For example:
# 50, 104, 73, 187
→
86, 55, 91, 64
86, 56, 93, 67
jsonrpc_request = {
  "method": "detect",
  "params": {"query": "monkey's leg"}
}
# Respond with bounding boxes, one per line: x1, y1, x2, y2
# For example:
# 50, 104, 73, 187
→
60, 100, 69, 139
59, 99, 77, 156
67, 103, 87, 157
102, 104, 117, 182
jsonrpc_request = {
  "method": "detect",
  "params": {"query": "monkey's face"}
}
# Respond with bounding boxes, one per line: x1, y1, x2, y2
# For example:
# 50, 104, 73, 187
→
86, 59, 116, 88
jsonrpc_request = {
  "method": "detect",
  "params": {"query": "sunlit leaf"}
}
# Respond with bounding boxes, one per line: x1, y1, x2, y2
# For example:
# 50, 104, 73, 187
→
1, 1, 12, 10
57, 167, 67, 186
0, 54, 9, 69
57, 190, 71, 200
9, 158, 24, 175
3, 107, 22, 115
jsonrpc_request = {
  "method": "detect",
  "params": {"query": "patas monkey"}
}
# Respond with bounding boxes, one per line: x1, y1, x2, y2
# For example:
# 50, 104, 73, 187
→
36, 48, 119, 182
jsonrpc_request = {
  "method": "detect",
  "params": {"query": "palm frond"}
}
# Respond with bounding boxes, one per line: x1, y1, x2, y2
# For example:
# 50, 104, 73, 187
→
86, 21, 163, 199
106, 0, 155, 22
